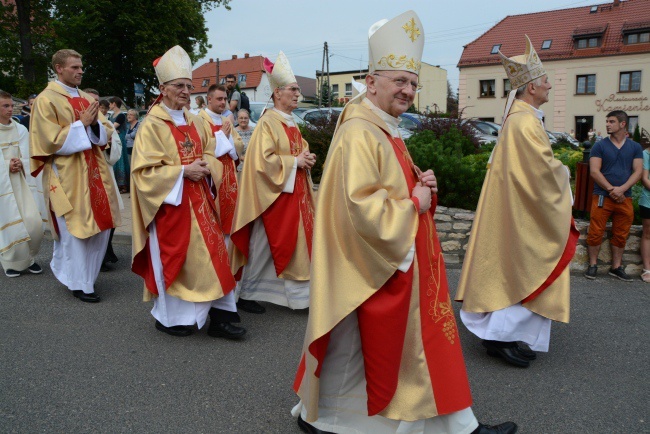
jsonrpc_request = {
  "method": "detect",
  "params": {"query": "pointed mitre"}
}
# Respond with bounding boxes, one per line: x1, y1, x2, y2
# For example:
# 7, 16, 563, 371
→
498, 35, 546, 89
368, 10, 425, 75
264, 51, 297, 90
153, 45, 193, 84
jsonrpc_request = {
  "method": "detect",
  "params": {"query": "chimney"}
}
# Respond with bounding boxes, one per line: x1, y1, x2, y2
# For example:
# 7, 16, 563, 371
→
613, 0, 620, 5
244, 53, 250, 58
232, 55, 238, 60
209, 58, 213, 63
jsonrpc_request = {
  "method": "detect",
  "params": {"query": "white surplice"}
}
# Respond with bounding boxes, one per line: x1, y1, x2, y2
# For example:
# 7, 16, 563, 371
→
0, 120, 45, 272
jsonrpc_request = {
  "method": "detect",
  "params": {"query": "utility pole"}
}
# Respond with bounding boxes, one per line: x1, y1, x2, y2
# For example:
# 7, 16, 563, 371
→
325, 42, 331, 108
319, 42, 326, 109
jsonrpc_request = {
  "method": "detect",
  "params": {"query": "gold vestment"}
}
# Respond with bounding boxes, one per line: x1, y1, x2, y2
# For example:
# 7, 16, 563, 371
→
455, 99, 573, 322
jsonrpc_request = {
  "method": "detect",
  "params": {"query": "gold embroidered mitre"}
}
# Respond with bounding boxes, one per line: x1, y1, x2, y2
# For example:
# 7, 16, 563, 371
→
368, 10, 424, 75
498, 35, 546, 89
264, 51, 297, 90
153, 45, 193, 84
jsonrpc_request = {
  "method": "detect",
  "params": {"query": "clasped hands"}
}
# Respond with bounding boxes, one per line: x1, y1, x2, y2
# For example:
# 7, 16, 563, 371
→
183, 159, 210, 181
296, 149, 316, 170
412, 166, 438, 214
607, 185, 626, 203
79, 101, 100, 127
9, 158, 22, 173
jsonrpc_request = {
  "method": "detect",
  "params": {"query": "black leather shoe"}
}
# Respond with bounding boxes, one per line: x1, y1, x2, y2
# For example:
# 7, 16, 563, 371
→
27, 263, 43, 274
482, 340, 529, 368
72, 290, 101, 303
207, 322, 247, 339
515, 344, 537, 360
155, 320, 193, 337
472, 421, 518, 434
236, 298, 266, 314
297, 415, 334, 434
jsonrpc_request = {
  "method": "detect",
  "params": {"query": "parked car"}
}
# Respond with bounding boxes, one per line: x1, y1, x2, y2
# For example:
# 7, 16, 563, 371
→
299, 107, 343, 125
460, 119, 498, 146
398, 113, 424, 131
248, 101, 303, 127
550, 131, 580, 147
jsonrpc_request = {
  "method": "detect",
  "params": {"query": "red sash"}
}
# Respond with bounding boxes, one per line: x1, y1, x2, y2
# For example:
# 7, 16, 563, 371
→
133, 119, 235, 296
296, 135, 472, 416
65, 97, 114, 231
354, 135, 472, 415
260, 123, 314, 276
210, 123, 238, 234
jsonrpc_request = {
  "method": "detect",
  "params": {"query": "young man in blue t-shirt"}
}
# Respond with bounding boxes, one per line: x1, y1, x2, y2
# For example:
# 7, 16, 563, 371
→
585, 110, 643, 281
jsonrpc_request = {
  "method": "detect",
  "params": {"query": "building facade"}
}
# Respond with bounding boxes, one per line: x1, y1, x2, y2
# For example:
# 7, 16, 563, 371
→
191, 54, 316, 106
458, 0, 650, 141
321, 62, 448, 113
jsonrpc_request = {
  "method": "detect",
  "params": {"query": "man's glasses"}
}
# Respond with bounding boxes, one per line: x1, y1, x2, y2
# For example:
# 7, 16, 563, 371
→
373, 73, 422, 93
168, 83, 195, 91
280, 86, 302, 94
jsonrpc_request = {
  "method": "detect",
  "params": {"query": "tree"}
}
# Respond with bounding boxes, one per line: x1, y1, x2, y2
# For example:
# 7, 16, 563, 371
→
446, 80, 458, 118
633, 124, 641, 143
318, 79, 333, 107
0, 0, 56, 96
1, 0, 232, 102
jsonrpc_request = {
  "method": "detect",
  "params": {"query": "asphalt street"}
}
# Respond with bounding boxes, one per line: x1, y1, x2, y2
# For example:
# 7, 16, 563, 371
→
1, 240, 648, 434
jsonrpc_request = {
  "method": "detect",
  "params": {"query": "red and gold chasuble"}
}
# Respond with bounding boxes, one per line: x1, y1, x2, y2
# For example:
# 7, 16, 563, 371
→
259, 124, 314, 277
295, 134, 472, 417
135, 121, 235, 296
209, 123, 238, 234
63, 97, 114, 233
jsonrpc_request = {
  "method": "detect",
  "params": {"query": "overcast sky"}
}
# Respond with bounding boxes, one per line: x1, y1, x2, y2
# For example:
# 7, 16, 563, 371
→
201, 0, 598, 90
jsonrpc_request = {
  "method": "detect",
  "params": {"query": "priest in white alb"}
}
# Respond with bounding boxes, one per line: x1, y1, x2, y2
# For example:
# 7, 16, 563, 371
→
0, 90, 46, 278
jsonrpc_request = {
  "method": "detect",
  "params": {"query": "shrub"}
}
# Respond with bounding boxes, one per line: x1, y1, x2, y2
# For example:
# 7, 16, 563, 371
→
299, 116, 339, 184
406, 129, 489, 210
553, 148, 583, 178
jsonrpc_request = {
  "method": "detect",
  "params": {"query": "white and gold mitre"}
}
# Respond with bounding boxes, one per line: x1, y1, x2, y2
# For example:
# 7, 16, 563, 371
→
153, 45, 192, 84
368, 10, 424, 75
498, 35, 546, 89
264, 51, 297, 90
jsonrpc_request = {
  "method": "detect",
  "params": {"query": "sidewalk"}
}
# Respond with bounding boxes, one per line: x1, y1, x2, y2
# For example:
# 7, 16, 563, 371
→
113, 192, 132, 245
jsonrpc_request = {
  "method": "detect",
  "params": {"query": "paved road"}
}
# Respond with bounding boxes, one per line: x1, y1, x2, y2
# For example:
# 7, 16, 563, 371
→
1, 240, 648, 433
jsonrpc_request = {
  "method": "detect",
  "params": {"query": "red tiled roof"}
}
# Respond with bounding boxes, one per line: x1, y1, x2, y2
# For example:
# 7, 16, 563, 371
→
191, 55, 266, 93
458, 0, 650, 68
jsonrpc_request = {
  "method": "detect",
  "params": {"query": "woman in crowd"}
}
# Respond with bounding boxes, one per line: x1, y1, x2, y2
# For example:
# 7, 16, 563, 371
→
235, 108, 254, 171
640, 146, 650, 283
125, 109, 140, 156
109, 97, 130, 193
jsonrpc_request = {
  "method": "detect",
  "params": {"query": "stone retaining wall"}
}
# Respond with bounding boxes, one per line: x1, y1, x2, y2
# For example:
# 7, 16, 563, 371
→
435, 206, 644, 275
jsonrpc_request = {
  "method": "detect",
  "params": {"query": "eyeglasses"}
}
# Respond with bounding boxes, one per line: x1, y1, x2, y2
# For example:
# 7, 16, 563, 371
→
373, 73, 422, 93
280, 86, 302, 94
167, 83, 195, 91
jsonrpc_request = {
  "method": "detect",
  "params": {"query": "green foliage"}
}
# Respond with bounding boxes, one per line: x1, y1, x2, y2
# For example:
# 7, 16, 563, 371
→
406, 129, 489, 210
1, 0, 231, 103
633, 124, 641, 143
553, 148, 583, 178
0, 0, 54, 97
299, 117, 338, 184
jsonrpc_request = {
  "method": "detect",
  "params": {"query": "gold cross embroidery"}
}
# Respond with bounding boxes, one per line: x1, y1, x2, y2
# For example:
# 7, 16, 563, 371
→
402, 18, 421, 42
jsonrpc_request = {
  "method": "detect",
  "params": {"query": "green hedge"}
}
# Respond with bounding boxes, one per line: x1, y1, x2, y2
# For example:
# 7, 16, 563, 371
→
406, 129, 488, 210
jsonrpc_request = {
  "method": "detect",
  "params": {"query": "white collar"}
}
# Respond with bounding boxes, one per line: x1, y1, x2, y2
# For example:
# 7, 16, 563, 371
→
56, 80, 80, 97
161, 103, 186, 126
271, 108, 295, 126
362, 98, 400, 137
205, 108, 223, 124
